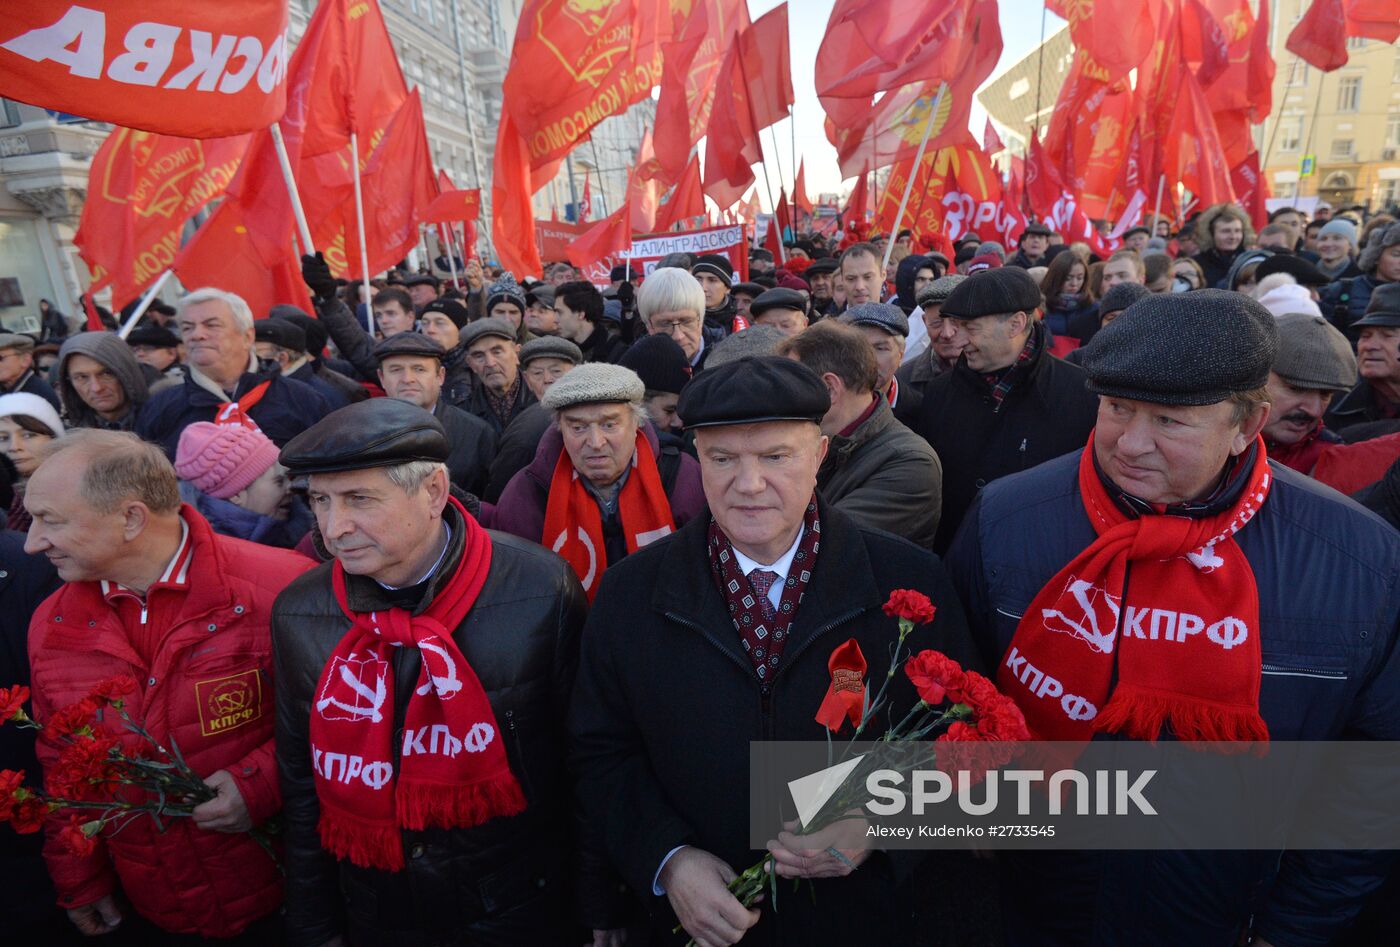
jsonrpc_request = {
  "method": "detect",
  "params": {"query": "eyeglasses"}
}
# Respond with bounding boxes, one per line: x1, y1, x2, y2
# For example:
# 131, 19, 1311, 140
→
651, 317, 700, 333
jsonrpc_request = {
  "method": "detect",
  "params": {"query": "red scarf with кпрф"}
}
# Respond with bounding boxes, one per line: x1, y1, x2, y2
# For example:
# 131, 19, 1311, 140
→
1000, 433, 1272, 745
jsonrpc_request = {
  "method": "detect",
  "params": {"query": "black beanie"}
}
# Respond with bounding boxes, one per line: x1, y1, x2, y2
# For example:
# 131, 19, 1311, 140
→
619, 333, 691, 395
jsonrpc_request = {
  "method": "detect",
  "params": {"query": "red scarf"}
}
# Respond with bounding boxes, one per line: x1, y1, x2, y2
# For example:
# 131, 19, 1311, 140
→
214, 379, 271, 431
310, 499, 525, 870
542, 430, 675, 600
1000, 433, 1272, 745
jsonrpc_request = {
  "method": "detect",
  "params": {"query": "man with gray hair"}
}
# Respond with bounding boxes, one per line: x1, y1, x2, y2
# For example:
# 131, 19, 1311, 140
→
1263, 311, 1356, 475
490, 363, 704, 598
23, 429, 313, 939
270, 398, 609, 944
896, 274, 968, 398
135, 288, 331, 457
639, 266, 722, 371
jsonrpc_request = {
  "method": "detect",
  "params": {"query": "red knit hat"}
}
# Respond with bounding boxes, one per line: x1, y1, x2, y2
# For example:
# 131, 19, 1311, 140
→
174, 421, 280, 499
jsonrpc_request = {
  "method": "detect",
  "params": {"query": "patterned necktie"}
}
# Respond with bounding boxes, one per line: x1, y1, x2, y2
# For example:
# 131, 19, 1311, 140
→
748, 569, 779, 622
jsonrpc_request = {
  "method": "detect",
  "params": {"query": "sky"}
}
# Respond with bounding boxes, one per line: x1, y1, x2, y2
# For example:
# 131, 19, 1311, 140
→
743, 0, 1066, 207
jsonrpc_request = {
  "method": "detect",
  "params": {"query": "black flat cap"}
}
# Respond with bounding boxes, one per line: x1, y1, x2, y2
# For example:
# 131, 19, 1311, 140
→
804, 257, 840, 277
272, 310, 328, 357
402, 273, 440, 288
1354, 283, 1400, 328
1081, 289, 1279, 407
374, 332, 446, 363
520, 335, 583, 366
126, 325, 180, 348
1021, 221, 1052, 238
422, 297, 470, 328
750, 287, 808, 318
254, 318, 306, 353
1254, 254, 1330, 288
732, 281, 765, 299
1122, 226, 1151, 239
280, 398, 449, 475
678, 355, 829, 429
942, 267, 1043, 320
1097, 282, 1151, 316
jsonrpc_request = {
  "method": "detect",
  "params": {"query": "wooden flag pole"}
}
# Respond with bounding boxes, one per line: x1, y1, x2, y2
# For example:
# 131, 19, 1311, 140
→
117, 269, 174, 340
349, 132, 373, 333
882, 83, 946, 273
270, 123, 314, 253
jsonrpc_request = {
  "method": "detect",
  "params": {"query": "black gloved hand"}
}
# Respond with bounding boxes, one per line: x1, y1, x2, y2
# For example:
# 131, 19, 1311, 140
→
301, 252, 338, 301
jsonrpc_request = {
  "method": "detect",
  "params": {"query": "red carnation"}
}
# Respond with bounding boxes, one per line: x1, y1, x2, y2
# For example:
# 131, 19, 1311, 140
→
0, 684, 30, 722
8, 792, 49, 834
47, 736, 121, 801
974, 698, 1031, 743
0, 769, 24, 820
88, 676, 137, 705
948, 669, 1000, 711
904, 650, 965, 706
58, 817, 98, 858
42, 697, 100, 745
882, 589, 936, 625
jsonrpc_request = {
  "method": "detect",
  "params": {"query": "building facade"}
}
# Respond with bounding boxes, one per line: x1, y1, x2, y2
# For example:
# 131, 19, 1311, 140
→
977, 26, 1074, 159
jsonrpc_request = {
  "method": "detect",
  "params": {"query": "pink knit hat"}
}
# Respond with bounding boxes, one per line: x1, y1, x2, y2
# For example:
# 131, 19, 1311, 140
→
174, 422, 280, 499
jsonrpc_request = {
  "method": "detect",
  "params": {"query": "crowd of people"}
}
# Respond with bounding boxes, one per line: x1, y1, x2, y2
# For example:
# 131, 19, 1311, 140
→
2, 197, 1400, 947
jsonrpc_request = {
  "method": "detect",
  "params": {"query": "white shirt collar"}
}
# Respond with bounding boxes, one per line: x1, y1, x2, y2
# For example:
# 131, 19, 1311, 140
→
731, 526, 804, 579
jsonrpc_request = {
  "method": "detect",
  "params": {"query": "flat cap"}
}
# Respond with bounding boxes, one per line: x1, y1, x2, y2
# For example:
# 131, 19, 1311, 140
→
916, 274, 967, 308
692, 254, 734, 286
459, 317, 516, 349
804, 257, 840, 277
731, 281, 766, 299
1354, 282, 1400, 329
1081, 289, 1279, 407
705, 324, 787, 370
1273, 312, 1356, 393
422, 297, 470, 329
1123, 226, 1151, 239
1097, 282, 1151, 316
840, 302, 909, 337
280, 398, 449, 475
374, 331, 446, 363
125, 325, 180, 348
402, 273, 440, 288
1021, 221, 1052, 238
942, 267, 1042, 319
618, 333, 690, 394
1255, 254, 1329, 288
678, 355, 829, 429
0, 332, 35, 353
519, 335, 583, 367
539, 362, 644, 410
254, 318, 306, 353
524, 284, 555, 309
750, 288, 808, 318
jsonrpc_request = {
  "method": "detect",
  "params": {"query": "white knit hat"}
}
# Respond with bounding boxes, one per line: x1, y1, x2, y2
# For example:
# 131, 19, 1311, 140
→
0, 392, 64, 437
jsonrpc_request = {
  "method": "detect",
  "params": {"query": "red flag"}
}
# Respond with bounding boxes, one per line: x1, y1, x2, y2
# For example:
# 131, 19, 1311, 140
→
424, 188, 481, 224
82, 295, 103, 332
628, 131, 660, 234
845, 171, 870, 223
1047, 0, 1167, 84
982, 119, 1004, 155
1041, 52, 1135, 217
775, 189, 792, 238
1181, 0, 1231, 88
654, 152, 705, 231
0, 1, 290, 139
1286, 0, 1348, 71
492, 114, 547, 278
763, 214, 784, 263
1347, 0, 1400, 43
1164, 64, 1234, 209
76, 129, 249, 310
578, 172, 592, 224
794, 160, 814, 216
567, 204, 631, 272
341, 90, 436, 278
1230, 149, 1268, 231
742, 5, 794, 133
1246, 0, 1276, 123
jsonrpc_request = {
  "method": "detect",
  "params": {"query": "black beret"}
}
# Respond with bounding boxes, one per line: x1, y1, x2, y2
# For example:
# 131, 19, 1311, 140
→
1355, 283, 1400, 328
125, 325, 180, 348
692, 254, 734, 286
421, 297, 470, 328
254, 318, 306, 353
942, 267, 1043, 319
1081, 289, 1279, 407
374, 332, 446, 363
280, 398, 449, 475
1253, 254, 1330, 288
750, 287, 808, 318
678, 355, 829, 429
804, 257, 840, 277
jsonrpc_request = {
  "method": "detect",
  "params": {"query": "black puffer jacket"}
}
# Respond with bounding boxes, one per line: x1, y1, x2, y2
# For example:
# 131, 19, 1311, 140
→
272, 506, 595, 946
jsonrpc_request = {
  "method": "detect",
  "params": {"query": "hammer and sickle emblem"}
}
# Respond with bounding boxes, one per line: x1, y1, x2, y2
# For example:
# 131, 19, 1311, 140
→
416, 638, 464, 699
213, 687, 248, 714
316, 657, 389, 722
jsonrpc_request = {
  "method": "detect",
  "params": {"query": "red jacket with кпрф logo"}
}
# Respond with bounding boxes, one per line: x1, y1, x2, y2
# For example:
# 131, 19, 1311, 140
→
27, 505, 314, 937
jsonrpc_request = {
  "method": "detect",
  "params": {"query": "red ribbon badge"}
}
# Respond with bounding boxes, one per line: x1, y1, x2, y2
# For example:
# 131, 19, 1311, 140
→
814, 638, 867, 732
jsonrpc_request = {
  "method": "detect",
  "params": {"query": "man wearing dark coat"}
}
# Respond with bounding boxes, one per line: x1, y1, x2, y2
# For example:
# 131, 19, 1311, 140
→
569, 357, 979, 945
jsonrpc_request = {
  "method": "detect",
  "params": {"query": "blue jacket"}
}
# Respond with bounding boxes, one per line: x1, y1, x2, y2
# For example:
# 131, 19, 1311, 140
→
1320, 275, 1382, 343
947, 451, 1400, 947
136, 370, 330, 457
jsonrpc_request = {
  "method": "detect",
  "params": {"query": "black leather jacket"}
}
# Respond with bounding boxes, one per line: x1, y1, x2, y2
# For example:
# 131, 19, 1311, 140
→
272, 507, 594, 946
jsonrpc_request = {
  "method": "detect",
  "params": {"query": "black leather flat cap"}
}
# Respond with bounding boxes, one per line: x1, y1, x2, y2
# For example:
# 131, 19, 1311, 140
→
279, 398, 449, 475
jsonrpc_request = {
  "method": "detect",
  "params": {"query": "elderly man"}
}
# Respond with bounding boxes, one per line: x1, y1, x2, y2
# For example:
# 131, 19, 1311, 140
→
24, 430, 312, 938
779, 321, 942, 547
481, 337, 585, 503
553, 280, 626, 363
135, 289, 331, 456
641, 266, 715, 371
271, 398, 605, 945
692, 254, 738, 334
749, 287, 809, 338
459, 318, 535, 435
375, 332, 497, 496
1008, 222, 1052, 268
56, 332, 150, 431
947, 290, 1400, 947
838, 242, 883, 309
1263, 312, 1356, 474
254, 318, 351, 410
401, 273, 439, 312
0, 333, 60, 411
896, 275, 968, 399
1325, 283, 1400, 440
839, 302, 919, 423
126, 324, 183, 376
804, 257, 840, 316
913, 267, 1098, 553
492, 364, 704, 598
569, 356, 978, 946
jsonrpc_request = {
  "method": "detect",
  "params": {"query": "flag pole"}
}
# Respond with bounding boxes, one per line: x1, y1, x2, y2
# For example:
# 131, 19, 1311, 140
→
882, 83, 946, 273
1151, 174, 1166, 236
349, 132, 373, 333
443, 224, 462, 289
117, 269, 174, 340
419, 223, 432, 276
270, 123, 315, 253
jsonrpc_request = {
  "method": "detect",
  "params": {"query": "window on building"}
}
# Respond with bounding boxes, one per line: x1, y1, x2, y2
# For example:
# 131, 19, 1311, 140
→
1389, 114, 1400, 148
1394, 50, 1400, 83
1338, 76, 1362, 113
1279, 117, 1302, 151
1331, 138, 1355, 159
1382, 180, 1400, 205
1287, 57, 1309, 87
0, 99, 21, 129
1346, 37, 1367, 50
1276, 180, 1298, 199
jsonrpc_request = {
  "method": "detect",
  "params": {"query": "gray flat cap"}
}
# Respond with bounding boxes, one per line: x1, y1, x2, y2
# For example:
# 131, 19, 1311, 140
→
839, 302, 909, 337
1273, 312, 1357, 393
705, 324, 787, 370
459, 318, 516, 349
539, 362, 644, 410
520, 335, 583, 367
916, 274, 967, 308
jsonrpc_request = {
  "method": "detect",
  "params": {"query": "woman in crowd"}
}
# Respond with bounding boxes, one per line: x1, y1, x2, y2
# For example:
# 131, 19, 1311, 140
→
1039, 251, 1098, 345
0, 392, 63, 531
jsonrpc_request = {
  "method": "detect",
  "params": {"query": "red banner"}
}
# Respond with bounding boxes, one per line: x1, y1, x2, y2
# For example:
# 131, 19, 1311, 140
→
424, 188, 481, 224
0, 1, 290, 138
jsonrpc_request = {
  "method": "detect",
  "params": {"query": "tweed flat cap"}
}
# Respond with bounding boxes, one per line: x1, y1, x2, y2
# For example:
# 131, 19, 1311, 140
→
942, 267, 1042, 319
1021, 221, 1052, 238
840, 302, 909, 337
1354, 283, 1400, 329
459, 318, 516, 349
678, 355, 829, 429
1081, 289, 1279, 406
706, 324, 787, 370
1097, 282, 1151, 316
692, 254, 734, 286
916, 274, 968, 308
280, 398, 448, 475
1273, 312, 1357, 393
0, 332, 35, 353
539, 363, 644, 410
519, 335, 583, 367
254, 318, 306, 353
125, 325, 180, 348
422, 297, 470, 329
374, 332, 446, 363
750, 288, 808, 318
